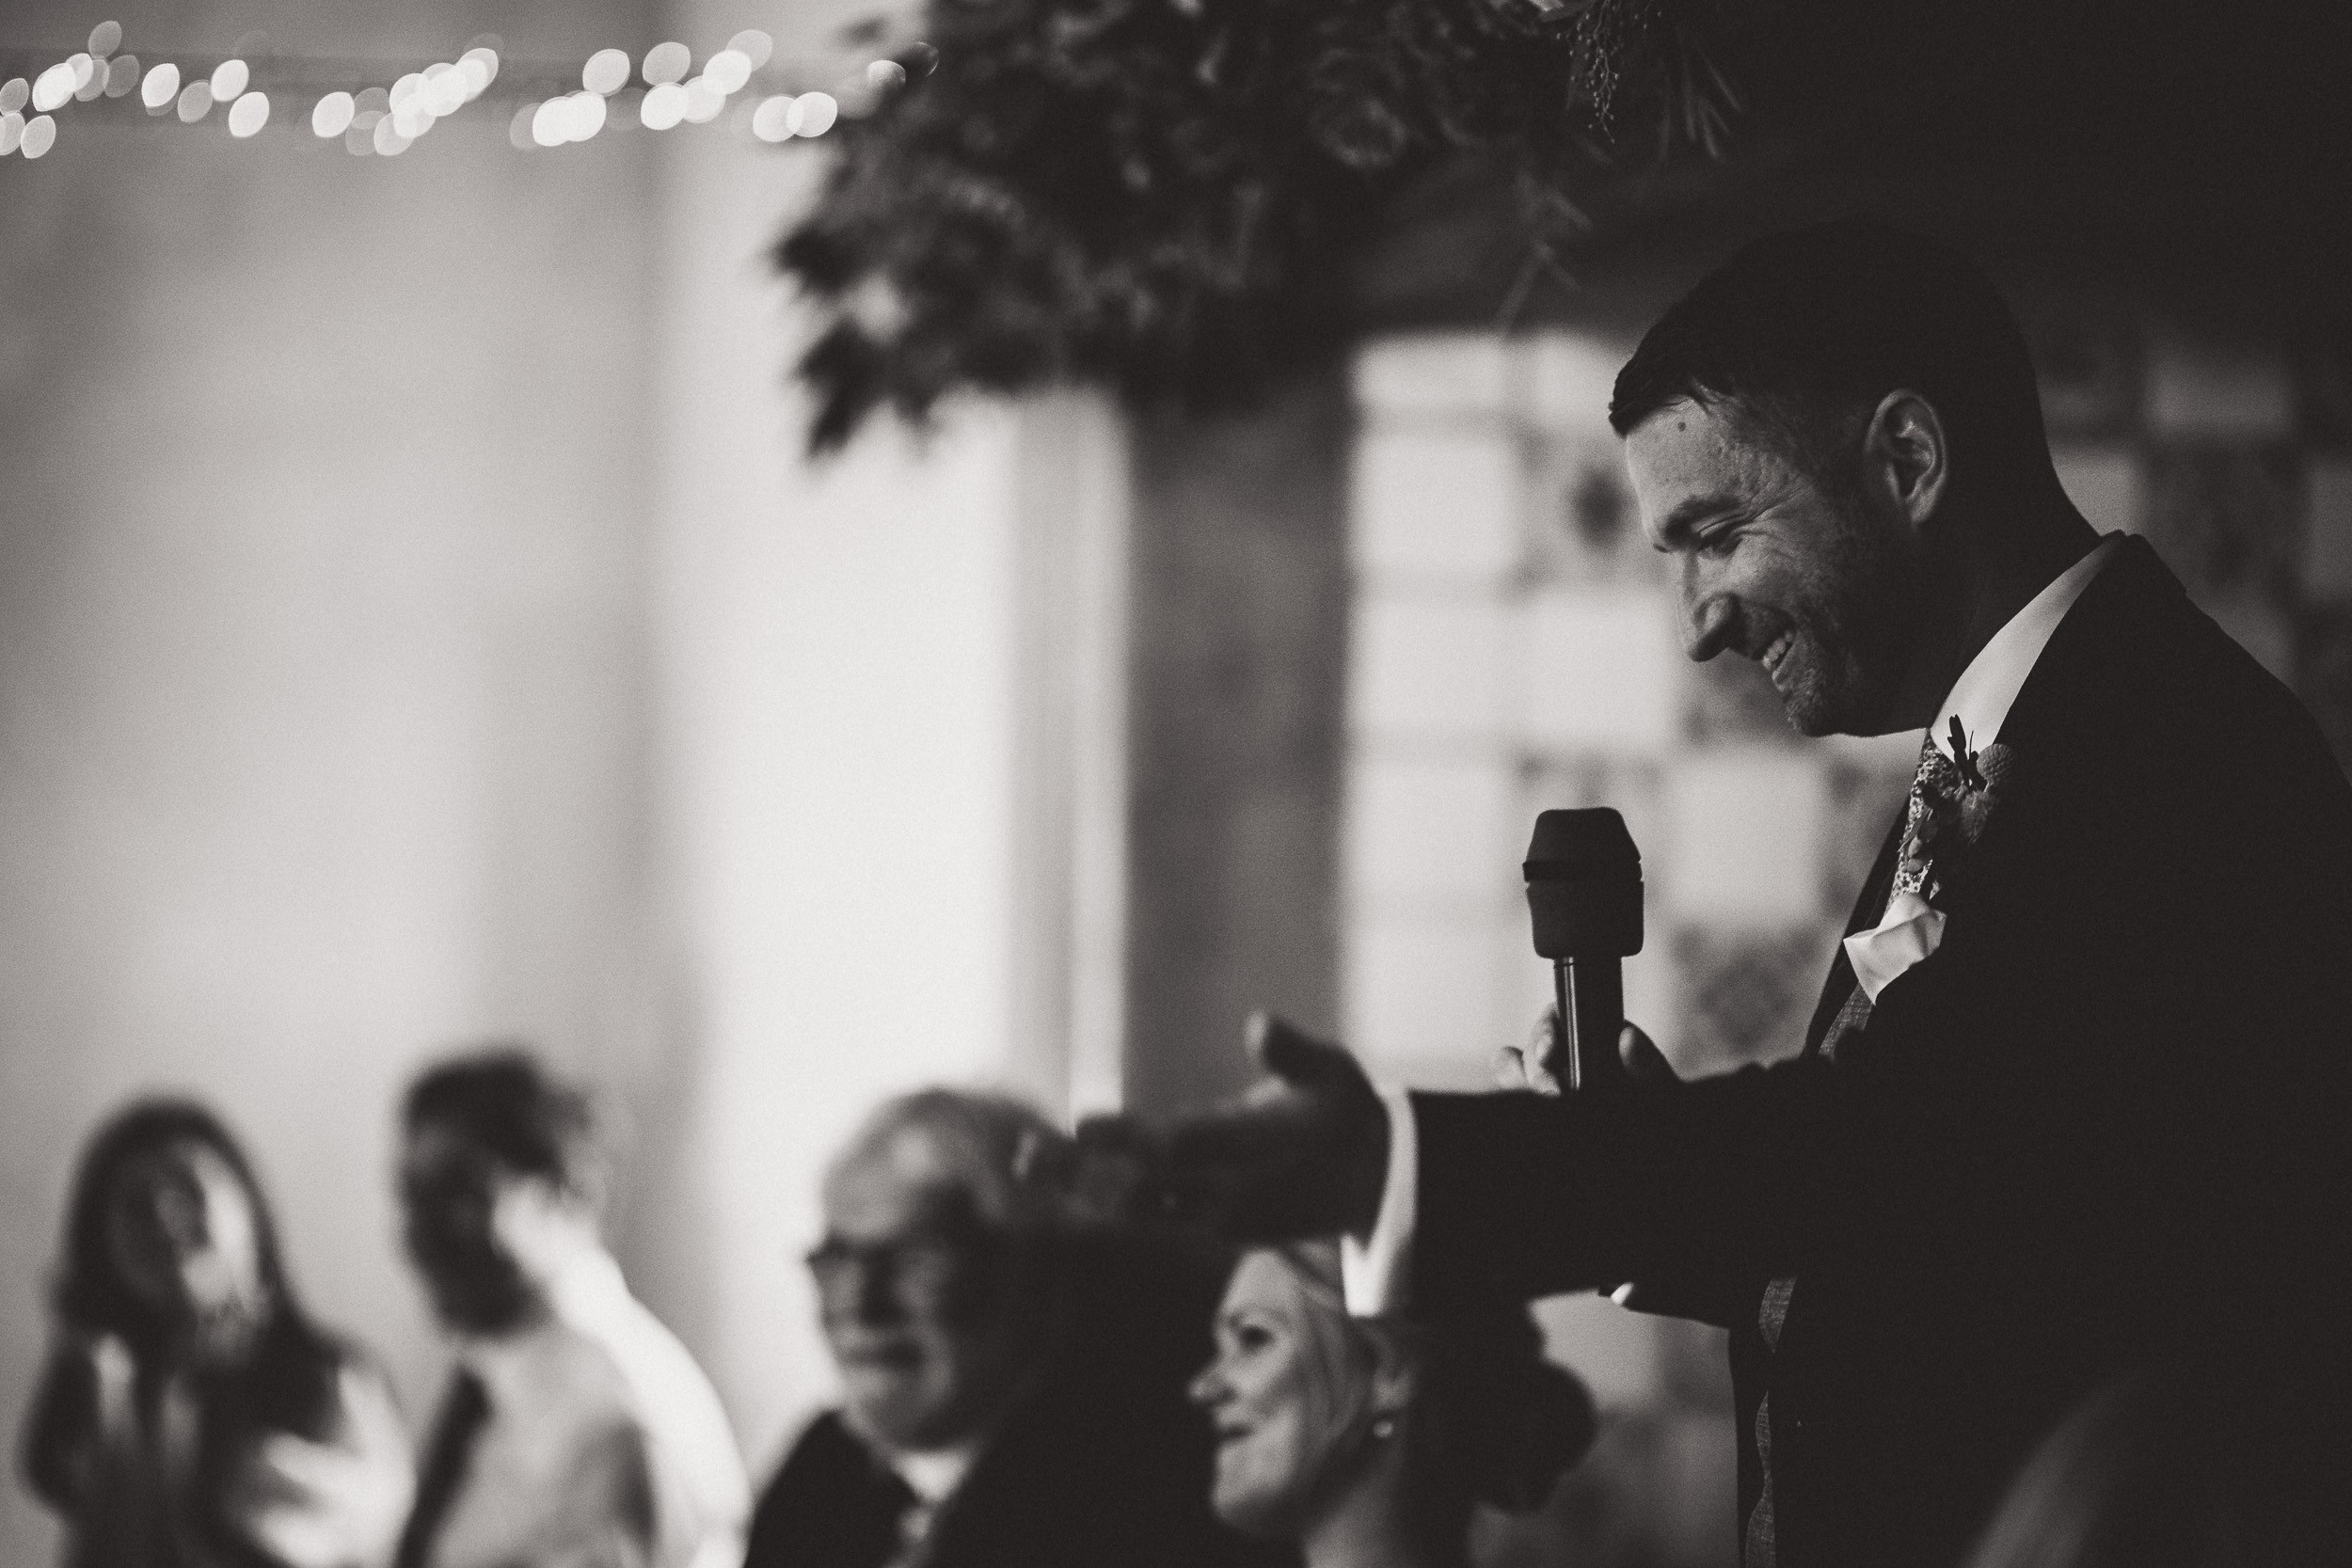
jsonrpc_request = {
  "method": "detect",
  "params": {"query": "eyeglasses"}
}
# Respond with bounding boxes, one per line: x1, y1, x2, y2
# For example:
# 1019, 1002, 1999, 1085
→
804, 1232, 980, 1308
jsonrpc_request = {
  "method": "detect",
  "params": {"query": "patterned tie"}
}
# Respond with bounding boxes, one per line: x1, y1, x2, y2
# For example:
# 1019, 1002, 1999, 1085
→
394, 1370, 491, 1568
1742, 731, 1942, 1566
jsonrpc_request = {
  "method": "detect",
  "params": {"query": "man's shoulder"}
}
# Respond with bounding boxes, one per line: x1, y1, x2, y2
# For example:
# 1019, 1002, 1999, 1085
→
492, 1316, 640, 1424
746, 1411, 909, 1568
2007, 539, 2348, 820
771, 1409, 871, 1476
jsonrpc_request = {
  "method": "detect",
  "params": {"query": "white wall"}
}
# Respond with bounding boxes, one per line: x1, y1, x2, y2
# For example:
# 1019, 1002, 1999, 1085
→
1, 0, 1040, 1552
639, 128, 1025, 1466
598, 0, 1031, 1478
0, 4, 661, 1558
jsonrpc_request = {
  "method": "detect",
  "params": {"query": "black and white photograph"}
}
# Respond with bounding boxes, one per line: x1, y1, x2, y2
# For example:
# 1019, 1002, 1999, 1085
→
5, 2, 2348, 1566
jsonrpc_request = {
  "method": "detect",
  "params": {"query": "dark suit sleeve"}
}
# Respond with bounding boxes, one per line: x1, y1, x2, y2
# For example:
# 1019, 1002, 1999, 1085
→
1410, 605, 2352, 1326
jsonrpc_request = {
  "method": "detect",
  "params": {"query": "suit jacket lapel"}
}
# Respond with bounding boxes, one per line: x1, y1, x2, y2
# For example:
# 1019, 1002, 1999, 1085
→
1802, 805, 1909, 1055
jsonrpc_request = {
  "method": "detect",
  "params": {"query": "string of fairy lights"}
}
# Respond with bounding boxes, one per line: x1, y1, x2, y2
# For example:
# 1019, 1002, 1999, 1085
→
1, 19, 930, 162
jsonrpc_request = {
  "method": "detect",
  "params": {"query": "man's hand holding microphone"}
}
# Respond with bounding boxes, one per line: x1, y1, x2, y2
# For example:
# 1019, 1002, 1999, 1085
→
1167, 805, 1679, 1249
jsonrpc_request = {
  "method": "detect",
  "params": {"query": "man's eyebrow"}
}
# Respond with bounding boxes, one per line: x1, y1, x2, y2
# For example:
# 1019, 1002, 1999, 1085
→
1651, 493, 1741, 551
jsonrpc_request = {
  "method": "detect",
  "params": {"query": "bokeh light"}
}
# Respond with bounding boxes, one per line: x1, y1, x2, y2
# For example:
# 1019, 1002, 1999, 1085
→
640, 81, 687, 130
705, 49, 752, 95
139, 61, 178, 110
643, 41, 691, 87
541, 93, 585, 145
424, 65, 469, 118
583, 48, 630, 96
33, 64, 74, 113
905, 42, 941, 76
682, 78, 724, 124
787, 92, 837, 137
0, 28, 891, 161
558, 89, 608, 142
0, 114, 22, 156
22, 114, 56, 158
228, 90, 269, 138
751, 95, 794, 141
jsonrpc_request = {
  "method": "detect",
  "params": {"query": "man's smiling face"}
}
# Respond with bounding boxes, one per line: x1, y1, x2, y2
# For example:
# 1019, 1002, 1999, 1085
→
1627, 397, 1928, 736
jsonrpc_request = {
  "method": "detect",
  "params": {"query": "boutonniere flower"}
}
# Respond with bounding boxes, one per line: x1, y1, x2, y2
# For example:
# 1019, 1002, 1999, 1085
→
1850, 720, 2020, 1004
1895, 717, 2017, 905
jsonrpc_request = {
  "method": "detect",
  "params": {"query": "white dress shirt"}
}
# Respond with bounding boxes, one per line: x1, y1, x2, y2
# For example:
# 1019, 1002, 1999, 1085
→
425, 1248, 751, 1568
1342, 535, 2125, 1316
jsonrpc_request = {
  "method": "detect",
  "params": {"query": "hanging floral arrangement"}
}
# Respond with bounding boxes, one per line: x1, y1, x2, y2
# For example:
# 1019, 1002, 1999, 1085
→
774, 0, 1737, 451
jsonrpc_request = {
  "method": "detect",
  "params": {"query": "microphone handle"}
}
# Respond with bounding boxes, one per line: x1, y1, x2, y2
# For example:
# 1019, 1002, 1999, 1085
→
1552, 956, 1626, 1092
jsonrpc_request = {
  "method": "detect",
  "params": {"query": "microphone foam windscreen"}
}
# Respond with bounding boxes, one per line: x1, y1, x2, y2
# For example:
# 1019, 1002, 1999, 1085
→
1523, 808, 1644, 958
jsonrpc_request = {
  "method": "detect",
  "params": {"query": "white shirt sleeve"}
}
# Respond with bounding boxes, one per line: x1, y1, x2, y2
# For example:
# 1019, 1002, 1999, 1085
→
1339, 1085, 1419, 1317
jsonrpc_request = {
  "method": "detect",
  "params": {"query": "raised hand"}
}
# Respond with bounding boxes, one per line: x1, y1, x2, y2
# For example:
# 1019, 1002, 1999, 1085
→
232, 1366, 413, 1568
1164, 1012, 1391, 1243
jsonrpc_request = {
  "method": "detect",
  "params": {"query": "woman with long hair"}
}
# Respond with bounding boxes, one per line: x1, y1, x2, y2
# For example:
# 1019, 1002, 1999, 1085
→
20, 1099, 413, 1568
1189, 1239, 1596, 1568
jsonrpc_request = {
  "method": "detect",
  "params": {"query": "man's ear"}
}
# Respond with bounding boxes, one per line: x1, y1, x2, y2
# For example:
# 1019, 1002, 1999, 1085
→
1865, 389, 1949, 529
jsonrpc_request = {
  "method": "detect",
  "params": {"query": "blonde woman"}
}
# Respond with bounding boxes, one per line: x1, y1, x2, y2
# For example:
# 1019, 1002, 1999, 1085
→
1190, 1240, 1594, 1568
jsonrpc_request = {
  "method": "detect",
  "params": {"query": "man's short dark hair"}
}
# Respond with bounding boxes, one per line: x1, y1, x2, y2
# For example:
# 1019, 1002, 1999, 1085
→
404, 1046, 599, 1192
1610, 218, 2049, 489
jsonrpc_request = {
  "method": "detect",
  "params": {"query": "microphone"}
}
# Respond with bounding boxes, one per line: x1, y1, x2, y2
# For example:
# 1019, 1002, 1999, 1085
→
1522, 808, 1644, 1093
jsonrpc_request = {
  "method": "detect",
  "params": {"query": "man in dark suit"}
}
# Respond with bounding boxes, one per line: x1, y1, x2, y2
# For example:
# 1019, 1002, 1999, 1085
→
1170, 219, 2352, 1568
745, 1089, 1292, 1568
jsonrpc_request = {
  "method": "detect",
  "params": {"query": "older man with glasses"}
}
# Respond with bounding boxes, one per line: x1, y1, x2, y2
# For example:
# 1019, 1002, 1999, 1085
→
743, 1088, 1294, 1568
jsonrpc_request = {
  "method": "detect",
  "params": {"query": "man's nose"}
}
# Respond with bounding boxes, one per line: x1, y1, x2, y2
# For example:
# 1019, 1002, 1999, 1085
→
851, 1260, 906, 1324
1187, 1361, 1227, 1408
1678, 568, 1738, 662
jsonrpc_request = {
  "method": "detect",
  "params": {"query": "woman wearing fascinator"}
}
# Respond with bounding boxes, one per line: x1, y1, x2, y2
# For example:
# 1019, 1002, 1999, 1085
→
1190, 1239, 1596, 1568
20, 1100, 413, 1568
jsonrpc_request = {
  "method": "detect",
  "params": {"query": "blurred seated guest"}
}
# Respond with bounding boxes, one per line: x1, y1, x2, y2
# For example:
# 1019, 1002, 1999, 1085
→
1964, 1360, 2351, 1568
743, 1090, 1293, 1568
20, 1099, 414, 1568
1190, 1241, 1595, 1568
392, 1049, 746, 1568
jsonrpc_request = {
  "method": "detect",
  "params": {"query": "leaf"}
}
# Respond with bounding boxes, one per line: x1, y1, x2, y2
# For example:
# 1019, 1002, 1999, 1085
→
1948, 715, 1986, 790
